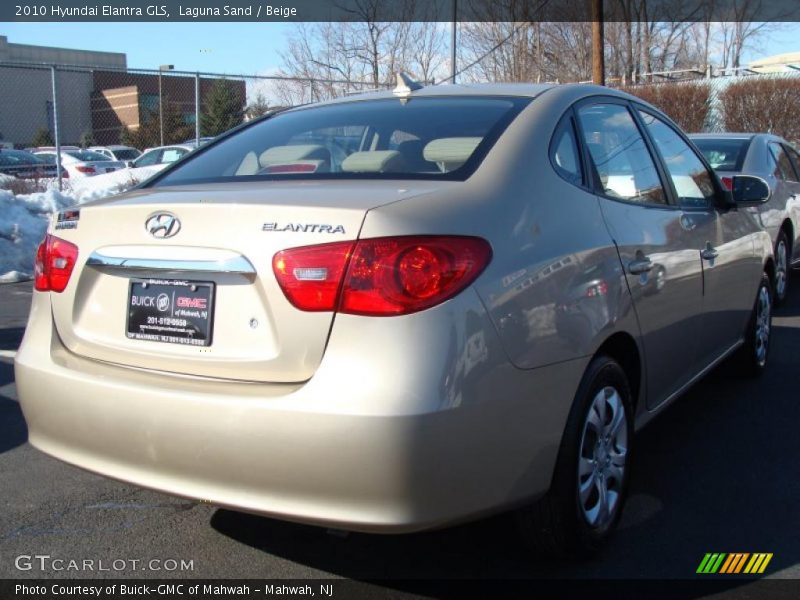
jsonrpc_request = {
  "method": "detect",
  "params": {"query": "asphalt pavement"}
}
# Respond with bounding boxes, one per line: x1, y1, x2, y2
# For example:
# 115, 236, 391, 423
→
1, 278, 799, 591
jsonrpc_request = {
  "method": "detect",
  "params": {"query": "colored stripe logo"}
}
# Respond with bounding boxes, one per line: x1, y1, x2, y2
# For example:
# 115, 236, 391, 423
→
697, 553, 773, 574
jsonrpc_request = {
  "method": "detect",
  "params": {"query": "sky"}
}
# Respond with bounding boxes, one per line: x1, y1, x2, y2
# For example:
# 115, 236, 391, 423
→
2, 21, 800, 77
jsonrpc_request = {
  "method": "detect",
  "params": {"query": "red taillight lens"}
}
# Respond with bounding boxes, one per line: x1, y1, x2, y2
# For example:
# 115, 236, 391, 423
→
272, 236, 492, 316
62, 169, 70, 178
75, 165, 96, 174
34, 234, 79, 293
721, 176, 733, 191
272, 241, 354, 311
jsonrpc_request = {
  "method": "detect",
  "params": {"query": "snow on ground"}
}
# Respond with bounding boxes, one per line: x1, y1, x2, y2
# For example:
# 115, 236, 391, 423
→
66, 164, 165, 203
0, 165, 164, 281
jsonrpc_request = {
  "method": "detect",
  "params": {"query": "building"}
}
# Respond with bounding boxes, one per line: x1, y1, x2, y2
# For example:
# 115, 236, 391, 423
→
0, 34, 126, 69
0, 36, 245, 147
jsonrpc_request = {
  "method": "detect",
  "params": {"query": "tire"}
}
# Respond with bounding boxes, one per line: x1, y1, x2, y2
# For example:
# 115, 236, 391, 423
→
516, 355, 633, 558
732, 272, 772, 377
774, 231, 790, 306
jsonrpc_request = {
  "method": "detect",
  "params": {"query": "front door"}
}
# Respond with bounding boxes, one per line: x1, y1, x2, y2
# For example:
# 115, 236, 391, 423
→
576, 101, 705, 409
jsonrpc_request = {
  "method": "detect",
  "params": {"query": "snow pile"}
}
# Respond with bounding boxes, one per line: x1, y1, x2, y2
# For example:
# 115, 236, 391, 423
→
66, 164, 165, 203
0, 165, 168, 282
0, 188, 75, 283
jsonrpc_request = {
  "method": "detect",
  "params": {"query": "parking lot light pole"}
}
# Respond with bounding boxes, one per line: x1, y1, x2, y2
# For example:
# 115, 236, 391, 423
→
158, 64, 174, 146
50, 65, 63, 191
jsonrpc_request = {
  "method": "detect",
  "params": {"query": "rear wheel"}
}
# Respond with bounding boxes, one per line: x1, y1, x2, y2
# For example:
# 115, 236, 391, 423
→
733, 273, 772, 377
516, 356, 633, 558
774, 231, 790, 306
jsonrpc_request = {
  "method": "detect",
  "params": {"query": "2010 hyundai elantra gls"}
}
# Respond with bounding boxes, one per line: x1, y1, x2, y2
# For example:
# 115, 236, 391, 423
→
16, 80, 776, 556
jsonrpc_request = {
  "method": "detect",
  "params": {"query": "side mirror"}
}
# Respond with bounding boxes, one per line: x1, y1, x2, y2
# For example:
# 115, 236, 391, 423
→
126, 161, 134, 168
731, 175, 770, 206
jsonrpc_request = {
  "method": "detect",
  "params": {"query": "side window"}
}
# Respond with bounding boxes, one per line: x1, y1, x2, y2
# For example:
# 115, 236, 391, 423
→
162, 149, 184, 163
135, 150, 160, 167
784, 145, 800, 181
550, 117, 583, 186
577, 103, 666, 205
638, 110, 717, 209
770, 143, 799, 182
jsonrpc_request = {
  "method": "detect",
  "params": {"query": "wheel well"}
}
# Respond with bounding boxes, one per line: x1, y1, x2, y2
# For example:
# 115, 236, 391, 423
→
764, 257, 775, 283
780, 220, 793, 252
595, 332, 642, 411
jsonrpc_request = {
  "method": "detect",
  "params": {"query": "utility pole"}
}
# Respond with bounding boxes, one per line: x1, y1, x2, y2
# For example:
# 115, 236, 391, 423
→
450, 0, 457, 83
591, 0, 605, 85
158, 64, 174, 146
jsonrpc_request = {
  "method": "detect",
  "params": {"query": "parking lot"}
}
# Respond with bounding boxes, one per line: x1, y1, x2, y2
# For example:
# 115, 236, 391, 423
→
1, 278, 799, 585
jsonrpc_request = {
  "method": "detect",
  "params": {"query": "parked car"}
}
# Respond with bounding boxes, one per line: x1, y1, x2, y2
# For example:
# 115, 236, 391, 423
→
16, 82, 775, 557
690, 133, 800, 305
32, 149, 126, 179
182, 137, 215, 145
0, 148, 62, 180
129, 144, 195, 168
89, 145, 142, 162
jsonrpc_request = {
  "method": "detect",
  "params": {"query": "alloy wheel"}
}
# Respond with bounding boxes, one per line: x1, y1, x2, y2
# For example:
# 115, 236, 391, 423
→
577, 386, 628, 529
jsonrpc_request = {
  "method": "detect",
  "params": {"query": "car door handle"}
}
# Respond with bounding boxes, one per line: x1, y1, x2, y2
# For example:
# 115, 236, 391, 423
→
628, 257, 653, 274
701, 244, 719, 261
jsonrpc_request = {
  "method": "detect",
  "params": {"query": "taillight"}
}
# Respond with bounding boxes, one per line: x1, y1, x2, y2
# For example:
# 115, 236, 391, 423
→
62, 169, 70, 178
273, 241, 354, 311
75, 165, 96, 174
720, 176, 733, 191
34, 234, 79, 292
586, 280, 609, 298
273, 236, 492, 316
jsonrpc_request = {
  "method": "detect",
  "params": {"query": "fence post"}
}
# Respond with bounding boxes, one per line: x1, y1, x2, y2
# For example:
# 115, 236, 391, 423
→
195, 72, 200, 145
50, 65, 63, 192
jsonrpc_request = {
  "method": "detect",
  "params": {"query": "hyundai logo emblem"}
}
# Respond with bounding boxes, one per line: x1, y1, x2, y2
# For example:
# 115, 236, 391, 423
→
145, 212, 181, 239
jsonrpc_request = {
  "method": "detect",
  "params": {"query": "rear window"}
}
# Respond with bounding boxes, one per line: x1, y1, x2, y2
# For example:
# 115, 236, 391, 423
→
67, 150, 114, 162
692, 138, 751, 172
151, 97, 530, 186
0, 150, 43, 166
114, 149, 141, 160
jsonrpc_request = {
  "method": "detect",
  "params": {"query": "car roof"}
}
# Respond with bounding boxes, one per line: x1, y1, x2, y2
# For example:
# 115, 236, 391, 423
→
689, 132, 779, 142
300, 82, 556, 109
144, 144, 195, 152
91, 145, 136, 151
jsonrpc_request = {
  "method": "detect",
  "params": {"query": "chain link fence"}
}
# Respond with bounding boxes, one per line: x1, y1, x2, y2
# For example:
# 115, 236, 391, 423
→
0, 61, 387, 189
2, 59, 800, 191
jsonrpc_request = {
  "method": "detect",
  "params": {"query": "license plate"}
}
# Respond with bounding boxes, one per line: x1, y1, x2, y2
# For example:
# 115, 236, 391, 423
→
127, 279, 215, 346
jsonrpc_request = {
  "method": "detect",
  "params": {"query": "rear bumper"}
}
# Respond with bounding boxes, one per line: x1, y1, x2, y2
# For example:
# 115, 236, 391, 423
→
15, 290, 584, 533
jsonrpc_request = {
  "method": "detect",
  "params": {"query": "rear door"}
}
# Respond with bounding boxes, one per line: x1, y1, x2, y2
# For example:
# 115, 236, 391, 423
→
782, 144, 800, 265
575, 100, 705, 409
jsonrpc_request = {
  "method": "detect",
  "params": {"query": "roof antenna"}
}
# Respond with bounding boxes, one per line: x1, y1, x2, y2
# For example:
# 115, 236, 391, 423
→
393, 72, 423, 98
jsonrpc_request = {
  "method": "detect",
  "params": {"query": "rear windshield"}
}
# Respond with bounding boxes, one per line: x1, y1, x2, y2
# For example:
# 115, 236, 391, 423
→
151, 96, 530, 186
692, 138, 751, 172
66, 150, 114, 162
114, 148, 141, 160
0, 150, 43, 166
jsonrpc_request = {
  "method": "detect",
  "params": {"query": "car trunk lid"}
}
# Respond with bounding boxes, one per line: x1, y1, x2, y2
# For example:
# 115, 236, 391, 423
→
48, 180, 449, 382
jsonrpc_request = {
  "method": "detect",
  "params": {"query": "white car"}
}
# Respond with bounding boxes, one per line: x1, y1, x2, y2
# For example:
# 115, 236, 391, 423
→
33, 149, 126, 179
89, 145, 142, 162
132, 144, 196, 168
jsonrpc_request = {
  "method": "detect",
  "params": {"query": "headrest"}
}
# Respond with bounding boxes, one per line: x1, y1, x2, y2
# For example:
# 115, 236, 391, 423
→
341, 151, 404, 173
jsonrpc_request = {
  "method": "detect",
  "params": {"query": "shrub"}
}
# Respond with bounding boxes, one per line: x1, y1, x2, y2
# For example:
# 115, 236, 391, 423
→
720, 77, 800, 144
620, 82, 711, 133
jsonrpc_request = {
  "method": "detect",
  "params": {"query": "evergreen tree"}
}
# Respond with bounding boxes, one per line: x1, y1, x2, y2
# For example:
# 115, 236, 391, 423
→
80, 130, 96, 148
31, 127, 54, 147
201, 79, 244, 136
245, 91, 271, 121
